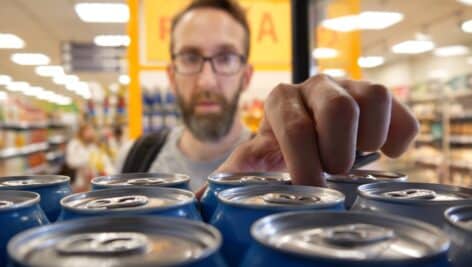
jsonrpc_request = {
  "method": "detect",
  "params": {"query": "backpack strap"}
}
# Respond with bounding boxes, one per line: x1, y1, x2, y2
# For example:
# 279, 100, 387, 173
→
121, 128, 170, 173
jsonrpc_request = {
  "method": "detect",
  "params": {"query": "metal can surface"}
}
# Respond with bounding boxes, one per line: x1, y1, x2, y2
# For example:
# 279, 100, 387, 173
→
352, 182, 472, 227
444, 205, 472, 267
241, 211, 450, 267
91, 172, 191, 191
0, 190, 49, 267
211, 184, 344, 267
326, 169, 407, 209
58, 186, 201, 221
200, 172, 291, 222
0, 175, 72, 221
7, 216, 227, 267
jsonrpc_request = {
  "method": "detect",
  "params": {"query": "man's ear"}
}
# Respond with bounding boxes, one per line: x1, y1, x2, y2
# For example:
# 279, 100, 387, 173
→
241, 63, 253, 93
167, 63, 177, 94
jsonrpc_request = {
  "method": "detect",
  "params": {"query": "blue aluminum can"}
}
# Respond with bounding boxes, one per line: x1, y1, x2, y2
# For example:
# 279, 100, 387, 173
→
0, 190, 49, 267
91, 172, 191, 191
8, 216, 227, 267
200, 172, 291, 222
210, 184, 344, 267
326, 169, 407, 209
58, 186, 201, 221
352, 182, 472, 227
0, 175, 72, 222
444, 205, 472, 267
242, 211, 451, 267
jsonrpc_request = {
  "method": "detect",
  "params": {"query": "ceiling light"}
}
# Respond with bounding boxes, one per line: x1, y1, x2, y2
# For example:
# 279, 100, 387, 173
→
6, 82, 29, 92
118, 74, 130, 85
94, 35, 130, 47
457, 0, 472, 5
358, 56, 385, 68
391, 40, 435, 54
0, 75, 12, 85
0, 91, 7, 100
434, 45, 469, 57
53, 75, 79, 85
28, 86, 45, 97
35, 66, 65, 77
312, 48, 338, 59
321, 11, 403, 32
75, 3, 129, 23
11, 53, 50, 65
322, 69, 346, 77
462, 19, 472, 33
0, 33, 25, 49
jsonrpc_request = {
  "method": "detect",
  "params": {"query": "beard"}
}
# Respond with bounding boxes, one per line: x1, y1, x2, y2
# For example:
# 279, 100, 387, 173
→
176, 83, 243, 143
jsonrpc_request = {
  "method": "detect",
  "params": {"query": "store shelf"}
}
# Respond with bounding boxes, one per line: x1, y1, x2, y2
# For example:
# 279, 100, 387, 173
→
449, 135, 472, 145
0, 142, 49, 160
0, 122, 68, 131
48, 135, 67, 145
414, 160, 440, 168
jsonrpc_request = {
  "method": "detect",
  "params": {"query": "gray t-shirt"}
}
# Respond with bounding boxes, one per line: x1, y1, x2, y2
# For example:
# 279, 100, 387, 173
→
149, 126, 251, 191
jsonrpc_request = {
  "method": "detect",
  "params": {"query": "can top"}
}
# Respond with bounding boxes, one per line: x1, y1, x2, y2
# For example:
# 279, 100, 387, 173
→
326, 169, 407, 184
445, 205, 472, 232
8, 216, 221, 267
0, 190, 40, 211
0, 175, 70, 189
208, 172, 291, 186
251, 211, 449, 261
217, 184, 344, 209
61, 187, 195, 214
358, 182, 472, 204
91, 172, 189, 188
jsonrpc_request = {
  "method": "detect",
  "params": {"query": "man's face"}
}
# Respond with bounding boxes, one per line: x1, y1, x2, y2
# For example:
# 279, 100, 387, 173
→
168, 8, 253, 142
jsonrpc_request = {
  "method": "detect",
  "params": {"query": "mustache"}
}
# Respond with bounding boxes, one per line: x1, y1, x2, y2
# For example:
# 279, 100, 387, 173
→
190, 91, 227, 106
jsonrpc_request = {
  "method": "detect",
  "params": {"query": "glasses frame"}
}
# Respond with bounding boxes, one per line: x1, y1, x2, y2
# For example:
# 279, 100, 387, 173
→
171, 52, 247, 76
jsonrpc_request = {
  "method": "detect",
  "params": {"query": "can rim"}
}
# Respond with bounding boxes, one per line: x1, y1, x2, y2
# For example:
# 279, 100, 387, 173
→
444, 205, 472, 233
60, 186, 196, 214
208, 172, 291, 185
251, 210, 450, 262
91, 172, 190, 187
7, 215, 222, 267
216, 184, 345, 210
326, 170, 407, 184
0, 175, 70, 189
357, 181, 472, 205
0, 190, 40, 211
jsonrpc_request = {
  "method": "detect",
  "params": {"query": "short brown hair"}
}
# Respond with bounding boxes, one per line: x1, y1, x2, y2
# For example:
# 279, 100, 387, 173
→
170, 0, 251, 57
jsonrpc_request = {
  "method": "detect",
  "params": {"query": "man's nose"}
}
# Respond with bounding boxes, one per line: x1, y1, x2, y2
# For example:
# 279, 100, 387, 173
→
196, 60, 218, 91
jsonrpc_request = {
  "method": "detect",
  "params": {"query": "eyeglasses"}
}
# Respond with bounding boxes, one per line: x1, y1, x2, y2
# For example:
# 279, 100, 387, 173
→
172, 52, 246, 75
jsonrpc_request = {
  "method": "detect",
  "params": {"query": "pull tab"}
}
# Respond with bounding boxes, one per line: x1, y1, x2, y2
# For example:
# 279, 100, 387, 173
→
3, 180, 42, 186
56, 232, 149, 256
85, 195, 149, 210
0, 200, 14, 208
383, 189, 436, 200
262, 193, 320, 205
319, 224, 394, 247
127, 178, 167, 186
240, 176, 281, 184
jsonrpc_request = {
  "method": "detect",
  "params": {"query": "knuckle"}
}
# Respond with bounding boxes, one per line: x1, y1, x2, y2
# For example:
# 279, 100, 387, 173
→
326, 94, 360, 120
267, 83, 294, 106
363, 84, 392, 105
282, 118, 312, 139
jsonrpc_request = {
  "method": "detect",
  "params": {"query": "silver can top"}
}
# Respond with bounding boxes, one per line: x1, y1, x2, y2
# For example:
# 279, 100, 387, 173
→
8, 216, 221, 267
358, 182, 472, 204
251, 211, 449, 261
0, 175, 70, 188
326, 170, 407, 184
208, 172, 291, 186
0, 190, 40, 211
445, 205, 472, 232
60, 187, 195, 214
91, 172, 190, 188
218, 184, 344, 209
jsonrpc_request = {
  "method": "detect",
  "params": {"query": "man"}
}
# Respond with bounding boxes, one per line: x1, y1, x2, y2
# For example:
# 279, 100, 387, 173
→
121, 0, 419, 194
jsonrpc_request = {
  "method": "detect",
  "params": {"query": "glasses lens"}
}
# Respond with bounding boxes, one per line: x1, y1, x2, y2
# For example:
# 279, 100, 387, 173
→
175, 53, 202, 74
213, 53, 243, 74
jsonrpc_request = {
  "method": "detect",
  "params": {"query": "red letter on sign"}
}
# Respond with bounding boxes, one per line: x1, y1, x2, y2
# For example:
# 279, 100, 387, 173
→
257, 12, 277, 43
159, 17, 171, 41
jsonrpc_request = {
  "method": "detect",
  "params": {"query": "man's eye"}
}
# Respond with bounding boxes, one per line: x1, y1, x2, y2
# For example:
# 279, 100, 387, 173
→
181, 54, 201, 64
215, 54, 234, 65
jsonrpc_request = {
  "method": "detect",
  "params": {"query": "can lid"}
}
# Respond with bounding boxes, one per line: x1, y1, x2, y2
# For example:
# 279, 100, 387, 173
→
0, 175, 70, 189
358, 182, 472, 204
91, 173, 189, 188
326, 170, 407, 184
8, 216, 222, 267
61, 187, 195, 213
217, 185, 344, 209
445, 205, 472, 232
208, 172, 291, 186
0, 190, 40, 211
251, 211, 449, 261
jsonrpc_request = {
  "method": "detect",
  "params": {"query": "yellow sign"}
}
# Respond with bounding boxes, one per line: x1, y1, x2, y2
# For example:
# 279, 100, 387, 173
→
141, 0, 291, 70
